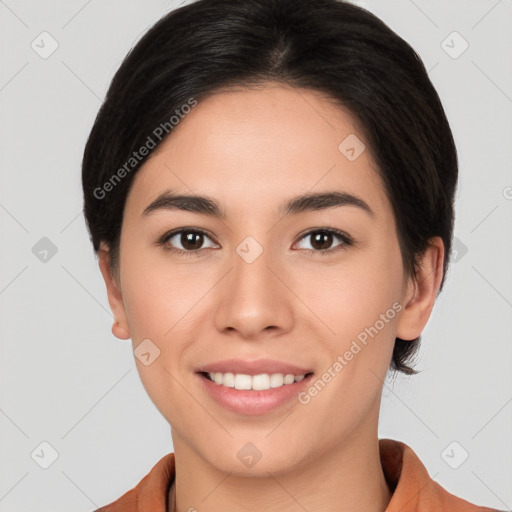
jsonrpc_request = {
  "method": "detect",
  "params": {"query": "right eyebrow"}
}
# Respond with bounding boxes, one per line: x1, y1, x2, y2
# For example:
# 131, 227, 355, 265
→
142, 190, 226, 218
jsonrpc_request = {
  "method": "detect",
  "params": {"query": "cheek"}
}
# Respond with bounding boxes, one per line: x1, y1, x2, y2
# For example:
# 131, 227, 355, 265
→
119, 248, 213, 403
118, 250, 197, 419
120, 246, 207, 340
295, 267, 402, 426
290, 245, 404, 341
289, 241, 404, 410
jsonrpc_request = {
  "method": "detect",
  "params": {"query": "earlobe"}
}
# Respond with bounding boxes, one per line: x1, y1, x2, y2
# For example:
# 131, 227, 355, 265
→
112, 320, 131, 340
98, 243, 131, 341
396, 237, 445, 341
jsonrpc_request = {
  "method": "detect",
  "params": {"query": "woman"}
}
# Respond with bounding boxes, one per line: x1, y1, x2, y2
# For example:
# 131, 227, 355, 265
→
82, 0, 503, 510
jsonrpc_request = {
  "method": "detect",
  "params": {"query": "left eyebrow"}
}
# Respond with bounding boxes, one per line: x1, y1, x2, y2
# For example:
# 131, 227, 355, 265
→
142, 189, 374, 218
279, 191, 374, 218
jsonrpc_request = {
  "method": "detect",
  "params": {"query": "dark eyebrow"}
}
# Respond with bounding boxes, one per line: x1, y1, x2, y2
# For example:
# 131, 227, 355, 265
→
280, 191, 374, 218
143, 191, 226, 218
142, 190, 374, 218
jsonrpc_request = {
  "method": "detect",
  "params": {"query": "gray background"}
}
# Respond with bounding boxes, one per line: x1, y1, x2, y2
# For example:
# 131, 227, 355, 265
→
0, 0, 511, 510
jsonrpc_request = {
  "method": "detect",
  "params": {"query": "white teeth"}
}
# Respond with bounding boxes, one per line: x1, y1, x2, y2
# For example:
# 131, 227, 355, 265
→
269, 374, 281, 388
206, 372, 307, 390
235, 374, 252, 390
253, 373, 270, 390
285, 374, 299, 385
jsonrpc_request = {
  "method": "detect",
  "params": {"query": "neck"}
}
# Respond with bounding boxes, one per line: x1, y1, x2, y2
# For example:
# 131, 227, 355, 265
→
169, 418, 392, 512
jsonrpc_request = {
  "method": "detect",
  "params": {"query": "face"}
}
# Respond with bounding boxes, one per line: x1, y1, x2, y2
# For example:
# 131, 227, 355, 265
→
100, 83, 441, 476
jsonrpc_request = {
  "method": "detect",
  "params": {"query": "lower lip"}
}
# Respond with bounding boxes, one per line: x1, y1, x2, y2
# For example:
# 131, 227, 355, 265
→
196, 372, 314, 416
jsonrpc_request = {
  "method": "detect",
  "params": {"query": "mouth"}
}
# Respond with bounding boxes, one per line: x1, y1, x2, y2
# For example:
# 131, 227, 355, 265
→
197, 370, 315, 390
195, 370, 315, 415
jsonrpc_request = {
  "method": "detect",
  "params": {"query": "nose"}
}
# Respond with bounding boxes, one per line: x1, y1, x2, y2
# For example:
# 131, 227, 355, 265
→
213, 243, 294, 340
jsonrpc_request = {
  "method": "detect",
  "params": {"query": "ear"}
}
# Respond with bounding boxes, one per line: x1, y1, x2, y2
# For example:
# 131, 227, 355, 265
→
98, 242, 131, 340
396, 236, 445, 341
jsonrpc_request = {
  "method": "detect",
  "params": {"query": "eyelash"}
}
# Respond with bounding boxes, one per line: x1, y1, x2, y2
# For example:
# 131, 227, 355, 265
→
157, 227, 354, 257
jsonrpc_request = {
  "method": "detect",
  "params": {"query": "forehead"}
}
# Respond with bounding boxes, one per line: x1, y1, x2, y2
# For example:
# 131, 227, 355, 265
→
125, 83, 390, 220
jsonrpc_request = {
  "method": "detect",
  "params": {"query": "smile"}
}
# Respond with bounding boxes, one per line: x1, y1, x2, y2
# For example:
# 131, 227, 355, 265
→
196, 371, 315, 415
203, 371, 312, 391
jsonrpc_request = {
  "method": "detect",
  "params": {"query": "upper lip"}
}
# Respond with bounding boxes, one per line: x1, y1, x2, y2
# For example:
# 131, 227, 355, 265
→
195, 358, 314, 376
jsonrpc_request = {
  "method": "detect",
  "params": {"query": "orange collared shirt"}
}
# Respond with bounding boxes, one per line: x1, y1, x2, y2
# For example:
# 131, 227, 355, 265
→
94, 439, 503, 511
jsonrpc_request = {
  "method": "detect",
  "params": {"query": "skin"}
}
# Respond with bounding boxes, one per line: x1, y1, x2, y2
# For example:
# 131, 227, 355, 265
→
98, 82, 444, 512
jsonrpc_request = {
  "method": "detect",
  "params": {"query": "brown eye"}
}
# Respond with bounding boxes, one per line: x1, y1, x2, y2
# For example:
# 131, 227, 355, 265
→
160, 228, 217, 254
310, 231, 334, 250
295, 229, 352, 254
180, 231, 205, 250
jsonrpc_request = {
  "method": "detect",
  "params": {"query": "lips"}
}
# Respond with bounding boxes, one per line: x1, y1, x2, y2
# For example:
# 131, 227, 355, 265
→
194, 358, 314, 376
196, 370, 315, 415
